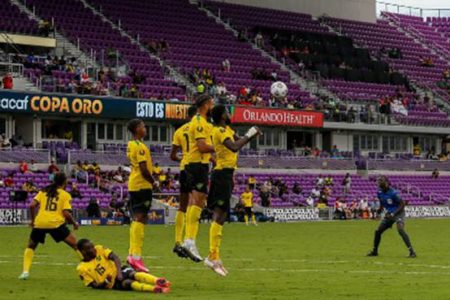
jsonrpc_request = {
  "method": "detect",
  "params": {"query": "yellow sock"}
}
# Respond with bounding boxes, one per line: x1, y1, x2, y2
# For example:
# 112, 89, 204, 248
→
135, 272, 158, 284
129, 221, 145, 257
174, 211, 185, 244
185, 205, 202, 240
208, 222, 223, 261
184, 206, 192, 241
23, 248, 34, 273
131, 281, 156, 292
252, 214, 257, 224
244, 215, 249, 225
129, 221, 135, 256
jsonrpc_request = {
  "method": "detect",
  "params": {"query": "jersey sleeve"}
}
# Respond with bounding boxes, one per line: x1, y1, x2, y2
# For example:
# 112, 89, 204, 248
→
392, 190, 401, 203
61, 192, 72, 210
172, 128, 182, 146
219, 128, 234, 144
77, 265, 94, 287
97, 245, 113, 259
34, 191, 44, 204
136, 143, 147, 163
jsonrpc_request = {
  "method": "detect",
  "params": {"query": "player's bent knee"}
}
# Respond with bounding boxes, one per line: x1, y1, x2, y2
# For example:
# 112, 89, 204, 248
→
122, 279, 133, 290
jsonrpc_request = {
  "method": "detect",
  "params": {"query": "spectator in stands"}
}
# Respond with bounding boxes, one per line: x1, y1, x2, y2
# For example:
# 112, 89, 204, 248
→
48, 160, 60, 175
248, 175, 257, 190
70, 182, 82, 199
19, 161, 29, 174
259, 180, 272, 207
255, 32, 264, 47
324, 176, 334, 187
270, 70, 278, 81
349, 200, 359, 219
334, 198, 346, 220
331, 145, 340, 158
413, 144, 421, 156
342, 173, 351, 194
86, 198, 101, 218
316, 174, 324, 187
432, 169, 440, 179
292, 183, 302, 195
82, 161, 91, 172
92, 162, 100, 173
369, 198, 380, 219
2, 73, 13, 90
38, 19, 51, 36
388, 47, 402, 59
0, 176, 4, 187
29, 160, 38, 173
112, 170, 124, 183
443, 69, 450, 82
4, 175, 13, 187
153, 163, 161, 176
22, 180, 38, 193
359, 198, 370, 219
197, 81, 206, 94
312, 147, 321, 157
222, 59, 231, 72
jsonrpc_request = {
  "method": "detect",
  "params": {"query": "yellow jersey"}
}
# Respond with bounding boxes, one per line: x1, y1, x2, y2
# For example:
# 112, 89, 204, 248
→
188, 114, 213, 164
34, 189, 72, 229
76, 245, 117, 289
241, 191, 254, 207
248, 177, 257, 185
172, 122, 190, 170
153, 165, 161, 175
127, 140, 153, 191
212, 125, 238, 170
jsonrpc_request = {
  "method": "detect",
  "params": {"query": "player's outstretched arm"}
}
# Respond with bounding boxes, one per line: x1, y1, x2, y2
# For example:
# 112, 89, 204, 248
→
196, 138, 215, 153
139, 161, 155, 185
89, 281, 109, 289
62, 209, 79, 230
224, 126, 262, 152
108, 252, 124, 281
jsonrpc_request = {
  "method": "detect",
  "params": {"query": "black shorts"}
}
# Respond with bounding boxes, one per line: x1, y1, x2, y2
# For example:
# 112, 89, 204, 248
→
129, 189, 153, 216
244, 207, 253, 216
113, 266, 135, 290
381, 211, 406, 228
208, 169, 234, 212
187, 163, 209, 194
30, 224, 70, 244
179, 170, 189, 194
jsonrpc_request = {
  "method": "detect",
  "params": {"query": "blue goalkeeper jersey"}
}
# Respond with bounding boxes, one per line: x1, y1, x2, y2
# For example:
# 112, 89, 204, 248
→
377, 188, 402, 214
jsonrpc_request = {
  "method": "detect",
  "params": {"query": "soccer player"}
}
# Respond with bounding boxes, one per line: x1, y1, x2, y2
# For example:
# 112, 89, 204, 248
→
170, 105, 197, 258
241, 185, 257, 226
19, 172, 80, 280
76, 239, 170, 293
126, 119, 155, 272
367, 176, 417, 258
182, 94, 215, 262
205, 105, 260, 276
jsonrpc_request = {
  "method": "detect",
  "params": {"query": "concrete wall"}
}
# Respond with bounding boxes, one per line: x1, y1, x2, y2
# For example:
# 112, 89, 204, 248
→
210, 0, 376, 23
332, 131, 353, 151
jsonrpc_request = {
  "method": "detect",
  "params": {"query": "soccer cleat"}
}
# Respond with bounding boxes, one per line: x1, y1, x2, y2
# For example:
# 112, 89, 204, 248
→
156, 278, 171, 288
153, 286, 170, 294
408, 252, 417, 258
173, 243, 188, 259
127, 255, 149, 273
204, 257, 227, 277
366, 250, 378, 257
182, 239, 203, 262
18, 272, 29, 280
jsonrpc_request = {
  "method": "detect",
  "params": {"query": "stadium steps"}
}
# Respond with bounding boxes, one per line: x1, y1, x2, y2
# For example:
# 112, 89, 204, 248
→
9, 0, 99, 69
197, 3, 340, 102
80, 0, 197, 95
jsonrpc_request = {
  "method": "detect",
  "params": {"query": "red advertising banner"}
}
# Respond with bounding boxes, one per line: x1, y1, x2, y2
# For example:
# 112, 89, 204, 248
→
230, 106, 324, 128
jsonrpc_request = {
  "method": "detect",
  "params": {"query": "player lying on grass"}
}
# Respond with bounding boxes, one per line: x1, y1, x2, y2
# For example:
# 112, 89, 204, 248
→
19, 172, 80, 280
76, 239, 170, 293
367, 176, 417, 258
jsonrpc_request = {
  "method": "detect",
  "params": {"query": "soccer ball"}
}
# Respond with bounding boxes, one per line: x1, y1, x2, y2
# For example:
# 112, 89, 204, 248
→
270, 81, 288, 99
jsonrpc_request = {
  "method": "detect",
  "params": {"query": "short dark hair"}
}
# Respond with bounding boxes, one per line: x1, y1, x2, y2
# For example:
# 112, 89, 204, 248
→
195, 94, 212, 108
187, 105, 197, 118
127, 119, 143, 134
212, 105, 226, 125
76, 238, 90, 251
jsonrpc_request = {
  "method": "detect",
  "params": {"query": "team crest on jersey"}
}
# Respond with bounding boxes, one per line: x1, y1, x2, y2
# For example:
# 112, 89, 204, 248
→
139, 150, 145, 155
197, 126, 203, 132
386, 198, 393, 204
220, 128, 225, 133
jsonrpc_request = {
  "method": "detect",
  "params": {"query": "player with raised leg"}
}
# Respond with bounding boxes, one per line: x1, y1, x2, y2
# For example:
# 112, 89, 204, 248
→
182, 94, 215, 262
170, 105, 197, 258
76, 239, 170, 294
205, 105, 261, 276
126, 119, 155, 272
19, 172, 80, 280
367, 176, 417, 258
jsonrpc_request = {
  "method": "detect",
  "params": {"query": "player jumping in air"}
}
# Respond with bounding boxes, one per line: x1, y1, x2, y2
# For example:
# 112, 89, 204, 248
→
367, 176, 417, 258
170, 105, 198, 258
76, 239, 170, 293
19, 172, 80, 280
126, 119, 155, 272
241, 185, 257, 226
182, 94, 215, 262
205, 105, 260, 276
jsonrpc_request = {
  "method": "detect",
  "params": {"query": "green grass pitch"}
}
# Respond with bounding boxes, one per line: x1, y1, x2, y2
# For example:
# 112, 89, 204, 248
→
1, 219, 450, 300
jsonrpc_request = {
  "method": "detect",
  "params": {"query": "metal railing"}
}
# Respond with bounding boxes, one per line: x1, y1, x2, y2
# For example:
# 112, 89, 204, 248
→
377, 1, 450, 18
0, 62, 24, 77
